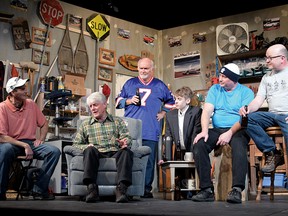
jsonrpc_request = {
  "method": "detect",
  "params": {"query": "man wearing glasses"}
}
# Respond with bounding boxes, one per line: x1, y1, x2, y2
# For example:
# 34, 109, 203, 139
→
239, 44, 288, 173
0, 77, 61, 201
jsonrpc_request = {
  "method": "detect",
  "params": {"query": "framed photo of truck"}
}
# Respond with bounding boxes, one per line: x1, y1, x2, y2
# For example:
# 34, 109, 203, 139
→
32, 48, 50, 66
98, 65, 113, 82
99, 48, 116, 66
31, 27, 52, 47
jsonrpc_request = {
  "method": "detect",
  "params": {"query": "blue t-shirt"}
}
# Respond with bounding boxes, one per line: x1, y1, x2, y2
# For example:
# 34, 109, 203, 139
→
206, 83, 254, 128
115, 76, 175, 141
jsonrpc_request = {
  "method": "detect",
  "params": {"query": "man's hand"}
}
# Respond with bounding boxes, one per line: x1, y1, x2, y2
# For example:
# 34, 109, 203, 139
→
193, 131, 208, 144
216, 130, 232, 146
117, 138, 128, 149
127, 95, 140, 105
24, 143, 33, 159
157, 111, 166, 121
33, 139, 43, 147
239, 105, 249, 117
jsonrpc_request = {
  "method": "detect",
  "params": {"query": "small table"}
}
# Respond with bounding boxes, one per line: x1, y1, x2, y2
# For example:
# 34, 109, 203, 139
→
161, 161, 199, 200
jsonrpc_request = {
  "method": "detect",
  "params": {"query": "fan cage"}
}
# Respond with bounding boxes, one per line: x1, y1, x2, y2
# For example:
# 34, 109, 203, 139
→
216, 22, 249, 56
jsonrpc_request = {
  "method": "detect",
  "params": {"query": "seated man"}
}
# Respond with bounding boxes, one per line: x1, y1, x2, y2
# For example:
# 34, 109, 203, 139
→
164, 86, 202, 159
239, 44, 288, 172
159, 86, 202, 198
192, 63, 254, 204
0, 77, 61, 200
72, 92, 133, 203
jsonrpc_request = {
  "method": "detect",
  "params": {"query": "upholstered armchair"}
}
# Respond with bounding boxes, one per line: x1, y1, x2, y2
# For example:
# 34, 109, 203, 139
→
63, 117, 151, 199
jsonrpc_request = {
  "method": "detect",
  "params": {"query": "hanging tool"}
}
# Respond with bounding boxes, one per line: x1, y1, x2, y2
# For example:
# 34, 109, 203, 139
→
58, 14, 74, 76
19, 61, 38, 98
74, 16, 88, 76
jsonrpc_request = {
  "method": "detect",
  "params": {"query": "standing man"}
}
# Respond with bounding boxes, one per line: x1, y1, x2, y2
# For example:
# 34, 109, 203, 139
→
115, 57, 175, 198
73, 92, 133, 203
192, 63, 254, 204
239, 44, 288, 173
0, 77, 61, 200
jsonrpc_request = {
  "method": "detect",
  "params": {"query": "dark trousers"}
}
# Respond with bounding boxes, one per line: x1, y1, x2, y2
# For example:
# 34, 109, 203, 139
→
82, 147, 133, 187
193, 128, 250, 191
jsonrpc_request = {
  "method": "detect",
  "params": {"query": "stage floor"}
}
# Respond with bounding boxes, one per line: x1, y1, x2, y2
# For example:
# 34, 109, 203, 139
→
1, 192, 288, 216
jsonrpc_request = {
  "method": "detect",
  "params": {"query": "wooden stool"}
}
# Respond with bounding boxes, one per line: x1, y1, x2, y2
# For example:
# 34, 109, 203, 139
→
249, 139, 262, 195
256, 126, 288, 201
8, 156, 34, 200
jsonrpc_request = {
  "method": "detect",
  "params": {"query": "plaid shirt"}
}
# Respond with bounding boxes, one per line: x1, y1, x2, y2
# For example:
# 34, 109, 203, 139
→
73, 113, 132, 152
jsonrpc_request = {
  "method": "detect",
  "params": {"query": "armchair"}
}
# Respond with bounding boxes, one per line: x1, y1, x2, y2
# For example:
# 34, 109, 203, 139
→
63, 117, 151, 198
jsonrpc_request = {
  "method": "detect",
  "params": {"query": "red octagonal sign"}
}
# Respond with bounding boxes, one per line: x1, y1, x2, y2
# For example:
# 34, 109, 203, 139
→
39, 0, 64, 27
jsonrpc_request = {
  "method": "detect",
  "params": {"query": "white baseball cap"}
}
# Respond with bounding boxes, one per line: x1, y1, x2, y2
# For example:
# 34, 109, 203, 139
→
6, 77, 29, 94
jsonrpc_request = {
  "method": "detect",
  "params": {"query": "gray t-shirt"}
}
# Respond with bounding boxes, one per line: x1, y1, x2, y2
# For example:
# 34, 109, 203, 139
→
257, 67, 288, 114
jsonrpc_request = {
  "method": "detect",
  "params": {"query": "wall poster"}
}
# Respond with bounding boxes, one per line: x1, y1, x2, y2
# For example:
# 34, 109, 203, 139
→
174, 50, 201, 78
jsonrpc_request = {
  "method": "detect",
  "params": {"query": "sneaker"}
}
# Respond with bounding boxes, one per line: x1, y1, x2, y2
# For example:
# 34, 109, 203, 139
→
85, 184, 100, 203
191, 189, 214, 202
226, 188, 242, 204
262, 149, 284, 173
140, 191, 153, 198
115, 184, 128, 203
29, 192, 55, 200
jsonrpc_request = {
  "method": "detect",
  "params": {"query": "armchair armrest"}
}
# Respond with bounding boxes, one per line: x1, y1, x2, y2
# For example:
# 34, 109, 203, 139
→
132, 146, 151, 158
63, 145, 83, 156
63, 145, 150, 158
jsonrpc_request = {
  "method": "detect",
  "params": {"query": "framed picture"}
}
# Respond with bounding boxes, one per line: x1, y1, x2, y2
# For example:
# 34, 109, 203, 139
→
98, 65, 113, 82
12, 20, 31, 50
32, 48, 50, 66
99, 48, 116, 66
174, 51, 201, 78
31, 27, 52, 46
115, 73, 134, 116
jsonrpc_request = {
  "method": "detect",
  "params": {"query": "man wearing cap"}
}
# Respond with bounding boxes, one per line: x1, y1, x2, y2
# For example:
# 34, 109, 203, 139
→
0, 77, 61, 201
192, 63, 254, 204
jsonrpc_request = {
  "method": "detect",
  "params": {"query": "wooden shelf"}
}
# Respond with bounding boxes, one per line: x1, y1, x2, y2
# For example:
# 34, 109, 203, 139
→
238, 76, 263, 84
218, 45, 288, 63
216, 48, 275, 86
217, 49, 267, 63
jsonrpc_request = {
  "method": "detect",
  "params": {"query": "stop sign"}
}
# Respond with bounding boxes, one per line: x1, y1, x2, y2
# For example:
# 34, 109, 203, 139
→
39, 0, 64, 27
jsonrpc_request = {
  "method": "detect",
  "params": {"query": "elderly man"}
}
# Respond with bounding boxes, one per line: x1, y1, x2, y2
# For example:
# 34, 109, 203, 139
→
73, 92, 133, 203
115, 58, 175, 198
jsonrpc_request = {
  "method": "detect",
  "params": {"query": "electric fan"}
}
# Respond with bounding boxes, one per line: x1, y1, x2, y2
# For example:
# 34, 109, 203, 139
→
216, 22, 249, 56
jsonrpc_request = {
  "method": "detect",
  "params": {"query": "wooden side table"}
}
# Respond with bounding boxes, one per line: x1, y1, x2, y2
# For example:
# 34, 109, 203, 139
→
160, 161, 199, 200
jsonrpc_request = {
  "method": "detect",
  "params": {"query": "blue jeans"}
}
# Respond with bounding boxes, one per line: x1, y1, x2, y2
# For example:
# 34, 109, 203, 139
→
247, 111, 288, 153
0, 140, 61, 195
142, 139, 158, 192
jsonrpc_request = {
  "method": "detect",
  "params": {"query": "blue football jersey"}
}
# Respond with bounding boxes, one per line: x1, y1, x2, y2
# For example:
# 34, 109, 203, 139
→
116, 76, 175, 141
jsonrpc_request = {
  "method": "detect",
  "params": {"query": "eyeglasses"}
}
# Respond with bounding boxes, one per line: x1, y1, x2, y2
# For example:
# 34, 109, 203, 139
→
264, 55, 283, 61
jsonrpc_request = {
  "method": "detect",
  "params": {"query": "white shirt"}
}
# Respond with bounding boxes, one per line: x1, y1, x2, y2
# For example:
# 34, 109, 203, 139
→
178, 105, 189, 150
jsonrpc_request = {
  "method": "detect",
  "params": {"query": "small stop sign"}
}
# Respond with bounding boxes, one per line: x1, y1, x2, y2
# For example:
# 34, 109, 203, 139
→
39, 0, 64, 27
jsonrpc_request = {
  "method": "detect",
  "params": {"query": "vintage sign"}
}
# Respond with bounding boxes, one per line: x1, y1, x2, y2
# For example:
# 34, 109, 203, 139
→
86, 14, 110, 41
39, 0, 64, 27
